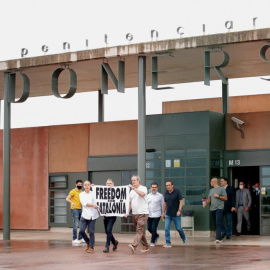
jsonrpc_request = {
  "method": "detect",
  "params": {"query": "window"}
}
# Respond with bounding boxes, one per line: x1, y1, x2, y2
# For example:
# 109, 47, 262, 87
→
146, 150, 162, 190
210, 150, 223, 178
164, 149, 207, 205
49, 175, 68, 189
260, 166, 270, 235
49, 175, 68, 226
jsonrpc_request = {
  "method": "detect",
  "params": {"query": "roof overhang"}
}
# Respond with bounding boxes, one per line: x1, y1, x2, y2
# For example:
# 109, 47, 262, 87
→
0, 28, 270, 99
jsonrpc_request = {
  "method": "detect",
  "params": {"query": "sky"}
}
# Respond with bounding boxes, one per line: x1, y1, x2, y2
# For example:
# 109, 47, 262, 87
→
0, 0, 270, 128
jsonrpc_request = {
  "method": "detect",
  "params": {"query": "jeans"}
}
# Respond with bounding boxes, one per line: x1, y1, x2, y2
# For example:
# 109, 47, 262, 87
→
79, 217, 96, 248
147, 217, 160, 243
71, 209, 82, 240
210, 209, 223, 240
104, 216, 117, 247
165, 215, 186, 245
221, 211, 232, 237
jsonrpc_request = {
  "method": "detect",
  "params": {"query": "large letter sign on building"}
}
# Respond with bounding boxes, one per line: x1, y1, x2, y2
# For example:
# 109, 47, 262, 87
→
101, 60, 125, 94
204, 49, 229, 86
51, 67, 77, 99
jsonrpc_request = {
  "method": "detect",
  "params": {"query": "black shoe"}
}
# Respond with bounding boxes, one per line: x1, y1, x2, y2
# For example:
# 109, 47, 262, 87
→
226, 236, 231, 240
221, 233, 226, 239
103, 247, 109, 253
113, 240, 118, 251
235, 232, 241, 236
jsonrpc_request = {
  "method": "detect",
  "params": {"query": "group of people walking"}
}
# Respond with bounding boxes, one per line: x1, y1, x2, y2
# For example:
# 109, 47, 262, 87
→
66, 175, 259, 251
127, 175, 186, 253
203, 177, 259, 243
66, 175, 187, 253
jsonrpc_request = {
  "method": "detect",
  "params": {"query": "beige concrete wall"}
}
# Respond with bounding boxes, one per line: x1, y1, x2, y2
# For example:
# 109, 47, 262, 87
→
0, 127, 49, 230
49, 121, 138, 171
163, 94, 270, 114
226, 112, 270, 150
49, 124, 89, 173
89, 120, 137, 156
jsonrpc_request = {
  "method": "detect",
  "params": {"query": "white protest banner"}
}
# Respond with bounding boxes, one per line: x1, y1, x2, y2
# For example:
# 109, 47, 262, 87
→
92, 185, 130, 217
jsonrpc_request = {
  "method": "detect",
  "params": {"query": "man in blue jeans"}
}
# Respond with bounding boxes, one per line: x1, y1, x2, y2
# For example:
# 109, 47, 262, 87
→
79, 180, 99, 253
203, 177, 227, 243
102, 179, 118, 253
221, 177, 236, 239
66, 179, 83, 244
162, 180, 186, 248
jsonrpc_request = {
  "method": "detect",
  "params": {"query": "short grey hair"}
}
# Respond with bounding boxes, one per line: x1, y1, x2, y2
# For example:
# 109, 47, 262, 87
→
131, 175, 140, 181
106, 178, 114, 184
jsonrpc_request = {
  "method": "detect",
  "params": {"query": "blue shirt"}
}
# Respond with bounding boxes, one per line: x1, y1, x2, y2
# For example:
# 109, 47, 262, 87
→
239, 190, 244, 206
164, 189, 183, 217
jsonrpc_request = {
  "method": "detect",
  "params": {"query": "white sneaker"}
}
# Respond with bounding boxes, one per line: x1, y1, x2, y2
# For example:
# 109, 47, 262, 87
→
215, 239, 222, 243
79, 239, 85, 243
128, 244, 136, 253
150, 243, 155, 247
163, 243, 172, 248
72, 239, 81, 244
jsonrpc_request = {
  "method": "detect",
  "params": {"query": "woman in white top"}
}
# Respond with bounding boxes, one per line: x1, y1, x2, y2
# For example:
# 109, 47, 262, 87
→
79, 180, 99, 253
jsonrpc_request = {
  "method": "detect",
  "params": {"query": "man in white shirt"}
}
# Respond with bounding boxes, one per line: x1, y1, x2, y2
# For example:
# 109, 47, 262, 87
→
147, 182, 164, 247
128, 175, 149, 253
79, 180, 99, 253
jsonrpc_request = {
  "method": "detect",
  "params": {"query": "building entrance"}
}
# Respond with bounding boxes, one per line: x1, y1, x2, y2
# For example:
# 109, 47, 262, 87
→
230, 166, 260, 235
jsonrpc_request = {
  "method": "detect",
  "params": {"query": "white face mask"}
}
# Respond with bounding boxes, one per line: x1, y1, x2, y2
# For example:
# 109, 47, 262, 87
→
255, 187, 259, 191
239, 185, 244, 189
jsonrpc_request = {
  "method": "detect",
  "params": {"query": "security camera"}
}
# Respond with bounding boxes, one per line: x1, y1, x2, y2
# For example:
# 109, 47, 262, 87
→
231, 117, 245, 126
231, 117, 245, 139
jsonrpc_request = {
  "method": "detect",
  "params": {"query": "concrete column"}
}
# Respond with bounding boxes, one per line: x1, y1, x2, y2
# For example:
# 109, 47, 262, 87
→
222, 78, 229, 114
3, 72, 11, 240
222, 78, 229, 178
98, 90, 104, 122
138, 56, 146, 185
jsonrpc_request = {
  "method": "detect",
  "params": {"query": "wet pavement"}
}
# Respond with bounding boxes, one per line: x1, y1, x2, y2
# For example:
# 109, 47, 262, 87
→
1, 230, 270, 270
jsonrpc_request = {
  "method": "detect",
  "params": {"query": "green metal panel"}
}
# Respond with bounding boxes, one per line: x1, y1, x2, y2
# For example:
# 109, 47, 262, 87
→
146, 136, 164, 150
186, 134, 209, 148
164, 136, 185, 149
146, 112, 210, 137
145, 112, 215, 231
226, 150, 270, 167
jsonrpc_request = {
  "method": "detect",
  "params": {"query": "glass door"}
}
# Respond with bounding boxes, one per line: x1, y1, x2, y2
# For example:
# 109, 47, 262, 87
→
260, 166, 270, 235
